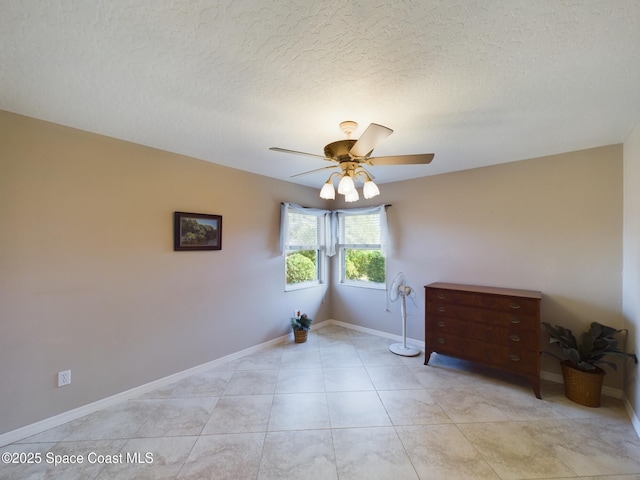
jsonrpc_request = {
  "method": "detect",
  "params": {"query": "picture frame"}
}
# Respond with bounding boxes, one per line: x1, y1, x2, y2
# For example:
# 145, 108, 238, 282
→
174, 212, 222, 251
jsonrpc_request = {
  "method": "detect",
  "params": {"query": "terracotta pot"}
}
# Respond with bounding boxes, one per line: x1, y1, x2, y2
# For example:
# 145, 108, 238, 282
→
560, 360, 605, 407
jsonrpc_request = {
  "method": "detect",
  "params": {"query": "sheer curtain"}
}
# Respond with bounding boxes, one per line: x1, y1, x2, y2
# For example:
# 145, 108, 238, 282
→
329, 205, 389, 257
280, 203, 389, 257
279, 203, 331, 256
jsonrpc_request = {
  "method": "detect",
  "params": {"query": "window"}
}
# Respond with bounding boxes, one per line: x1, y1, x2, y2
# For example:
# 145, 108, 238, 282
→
280, 204, 329, 289
280, 203, 388, 290
336, 207, 387, 288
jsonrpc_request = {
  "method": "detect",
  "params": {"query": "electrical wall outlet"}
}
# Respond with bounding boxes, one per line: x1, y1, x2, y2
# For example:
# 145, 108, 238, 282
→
58, 370, 71, 387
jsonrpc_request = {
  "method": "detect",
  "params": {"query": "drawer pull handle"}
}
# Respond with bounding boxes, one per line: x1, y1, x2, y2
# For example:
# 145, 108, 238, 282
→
509, 354, 521, 362
509, 335, 521, 342
436, 320, 445, 327
509, 302, 521, 309
509, 317, 521, 324
437, 293, 446, 299
437, 306, 446, 312
437, 338, 446, 344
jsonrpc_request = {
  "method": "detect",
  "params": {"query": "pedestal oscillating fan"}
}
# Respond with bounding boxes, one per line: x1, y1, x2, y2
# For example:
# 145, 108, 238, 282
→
388, 272, 421, 356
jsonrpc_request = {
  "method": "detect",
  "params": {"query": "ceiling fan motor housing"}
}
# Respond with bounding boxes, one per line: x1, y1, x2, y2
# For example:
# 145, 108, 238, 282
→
324, 139, 357, 162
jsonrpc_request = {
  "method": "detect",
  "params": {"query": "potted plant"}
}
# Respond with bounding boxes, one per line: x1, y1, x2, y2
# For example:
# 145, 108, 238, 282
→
291, 311, 312, 343
542, 321, 637, 407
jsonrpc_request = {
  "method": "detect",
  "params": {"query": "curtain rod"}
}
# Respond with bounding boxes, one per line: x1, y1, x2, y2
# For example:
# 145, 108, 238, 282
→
280, 202, 392, 207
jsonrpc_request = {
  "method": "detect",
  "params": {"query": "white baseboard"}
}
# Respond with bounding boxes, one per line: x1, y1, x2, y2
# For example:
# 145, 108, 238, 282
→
2, 318, 637, 445
625, 396, 640, 437
0, 330, 298, 447
329, 319, 426, 349
0, 321, 337, 447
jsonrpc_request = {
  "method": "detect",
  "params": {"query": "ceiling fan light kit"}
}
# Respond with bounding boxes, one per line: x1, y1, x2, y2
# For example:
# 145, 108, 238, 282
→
363, 179, 380, 199
319, 178, 337, 200
270, 121, 434, 202
344, 189, 360, 203
337, 173, 356, 195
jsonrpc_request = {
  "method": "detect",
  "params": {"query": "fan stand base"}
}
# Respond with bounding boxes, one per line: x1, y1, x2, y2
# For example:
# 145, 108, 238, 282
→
389, 343, 421, 357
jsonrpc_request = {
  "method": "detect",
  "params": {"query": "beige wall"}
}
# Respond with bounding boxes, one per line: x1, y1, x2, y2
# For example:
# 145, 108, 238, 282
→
0, 111, 330, 434
2, 108, 635, 435
623, 122, 640, 416
331, 145, 625, 387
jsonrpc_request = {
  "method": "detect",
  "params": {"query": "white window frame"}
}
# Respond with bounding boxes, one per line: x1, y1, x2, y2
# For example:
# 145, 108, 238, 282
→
334, 206, 389, 290
280, 203, 330, 291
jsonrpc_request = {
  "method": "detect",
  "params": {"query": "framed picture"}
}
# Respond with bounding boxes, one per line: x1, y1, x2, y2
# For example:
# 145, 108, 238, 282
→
174, 212, 222, 251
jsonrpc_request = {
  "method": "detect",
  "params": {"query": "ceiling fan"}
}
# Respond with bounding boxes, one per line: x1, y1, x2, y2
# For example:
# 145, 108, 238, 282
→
269, 121, 434, 202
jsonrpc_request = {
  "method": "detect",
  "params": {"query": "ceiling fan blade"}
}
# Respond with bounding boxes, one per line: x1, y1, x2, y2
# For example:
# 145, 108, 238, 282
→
350, 123, 393, 158
269, 147, 333, 162
291, 165, 339, 178
367, 153, 434, 166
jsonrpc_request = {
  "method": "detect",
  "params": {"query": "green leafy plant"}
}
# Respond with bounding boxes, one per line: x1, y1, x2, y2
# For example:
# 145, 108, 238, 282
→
286, 252, 316, 284
291, 311, 313, 331
345, 249, 385, 283
542, 321, 637, 372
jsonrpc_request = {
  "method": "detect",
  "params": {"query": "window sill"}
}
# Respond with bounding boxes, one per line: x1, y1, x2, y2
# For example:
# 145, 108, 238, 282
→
285, 281, 323, 292
338, 280, 386, 291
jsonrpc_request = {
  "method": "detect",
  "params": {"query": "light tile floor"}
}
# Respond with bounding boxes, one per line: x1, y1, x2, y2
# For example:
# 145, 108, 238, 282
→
3, 325, 640, 479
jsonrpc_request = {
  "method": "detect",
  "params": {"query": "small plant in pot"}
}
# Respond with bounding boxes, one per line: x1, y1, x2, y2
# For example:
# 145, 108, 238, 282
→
291, 311, 312, 343
542, 321, 637, 407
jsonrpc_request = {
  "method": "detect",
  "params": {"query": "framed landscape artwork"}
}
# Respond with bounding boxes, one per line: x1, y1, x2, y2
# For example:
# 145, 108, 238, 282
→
174, 212, 222, 251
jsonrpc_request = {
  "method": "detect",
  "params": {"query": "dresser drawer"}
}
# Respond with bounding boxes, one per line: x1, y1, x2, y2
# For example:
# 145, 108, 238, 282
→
425, 316, 469, 337
476, 295, 539, 313
427, 332, 487, 362
427, 288, 482, 307
427, 288, 539, 313
428, 316, 539, 347
428, 335, 538, 374
426, 302, 538, 332
504, 347, 539, 376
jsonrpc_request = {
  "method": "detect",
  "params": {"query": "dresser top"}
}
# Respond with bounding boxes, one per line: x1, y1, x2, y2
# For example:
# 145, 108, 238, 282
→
425, 282, 542, 299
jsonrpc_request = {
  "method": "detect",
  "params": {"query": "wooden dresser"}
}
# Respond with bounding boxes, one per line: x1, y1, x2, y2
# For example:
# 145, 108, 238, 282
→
425, 282, 542, 398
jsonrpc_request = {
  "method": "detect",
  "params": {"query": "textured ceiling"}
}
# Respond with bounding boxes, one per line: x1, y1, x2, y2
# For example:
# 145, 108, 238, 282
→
2, 1, 640, 188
